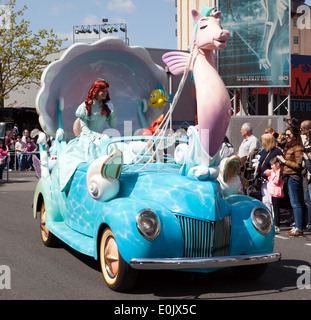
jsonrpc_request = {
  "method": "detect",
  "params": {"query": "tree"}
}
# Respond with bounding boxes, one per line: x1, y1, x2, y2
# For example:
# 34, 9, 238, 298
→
0, 0, 66, 108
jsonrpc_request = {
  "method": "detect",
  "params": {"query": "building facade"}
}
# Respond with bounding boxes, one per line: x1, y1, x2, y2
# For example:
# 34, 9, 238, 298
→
176, 0, 311, 55
176, 0, 214, 51
291, 0, 311, 55
175, 0, 311, 120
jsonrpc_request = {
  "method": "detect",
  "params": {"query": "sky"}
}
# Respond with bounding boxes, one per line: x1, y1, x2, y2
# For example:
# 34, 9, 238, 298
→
12, 0, 311, 51
16, 0, 178, 50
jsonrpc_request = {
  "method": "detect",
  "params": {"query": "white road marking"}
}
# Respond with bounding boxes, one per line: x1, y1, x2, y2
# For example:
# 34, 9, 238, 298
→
276, 233, 311, 247
275, 235, 289, 240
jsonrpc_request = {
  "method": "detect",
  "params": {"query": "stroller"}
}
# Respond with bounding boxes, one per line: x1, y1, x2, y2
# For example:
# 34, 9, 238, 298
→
242, 148, 262, 200
243, 149, 293, 225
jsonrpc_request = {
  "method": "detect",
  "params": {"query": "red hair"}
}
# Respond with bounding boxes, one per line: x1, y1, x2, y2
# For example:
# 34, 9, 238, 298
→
84, 80, 111, 117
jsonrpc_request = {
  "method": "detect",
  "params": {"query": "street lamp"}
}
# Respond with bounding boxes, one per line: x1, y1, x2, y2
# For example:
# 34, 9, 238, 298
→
73, 19, 128, 44
101, 26, 108, 33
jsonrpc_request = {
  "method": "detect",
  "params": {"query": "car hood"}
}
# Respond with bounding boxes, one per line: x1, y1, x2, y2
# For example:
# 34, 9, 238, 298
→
118, 165, 231, 221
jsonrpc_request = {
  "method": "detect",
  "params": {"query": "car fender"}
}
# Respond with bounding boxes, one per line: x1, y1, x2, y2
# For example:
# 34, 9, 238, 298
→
33, 177, 64, 225
93, 197, 184, 262
226, 195, 275, 255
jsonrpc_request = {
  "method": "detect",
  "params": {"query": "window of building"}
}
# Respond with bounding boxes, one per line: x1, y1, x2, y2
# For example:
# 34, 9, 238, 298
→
293, 19, 297, 27
293, 36, 299, 44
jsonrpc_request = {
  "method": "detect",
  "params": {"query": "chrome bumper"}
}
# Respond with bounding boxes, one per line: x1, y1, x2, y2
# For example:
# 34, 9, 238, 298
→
130, 252, 281, 270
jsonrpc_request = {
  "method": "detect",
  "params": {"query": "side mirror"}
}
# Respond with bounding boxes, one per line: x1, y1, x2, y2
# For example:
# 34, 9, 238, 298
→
86, 149, 123, 201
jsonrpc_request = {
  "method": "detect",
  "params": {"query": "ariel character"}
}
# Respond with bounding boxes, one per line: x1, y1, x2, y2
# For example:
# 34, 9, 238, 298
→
59, 79, 117, 191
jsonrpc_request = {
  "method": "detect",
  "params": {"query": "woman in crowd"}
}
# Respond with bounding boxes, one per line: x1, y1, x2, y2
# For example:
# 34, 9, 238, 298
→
219, 135, 234, 160
301, 120, 311, 230
264, 127, 279, 140
25, 136, 37, 170
5, 130, 15, 170
303, 141, 311, 241
258, 133, 283, 215
277, 126, 304, 237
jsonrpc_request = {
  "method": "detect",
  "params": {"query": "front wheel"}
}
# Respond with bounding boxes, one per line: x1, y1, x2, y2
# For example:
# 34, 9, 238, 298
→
40, 203, 59, 247
100, 228, 137, 292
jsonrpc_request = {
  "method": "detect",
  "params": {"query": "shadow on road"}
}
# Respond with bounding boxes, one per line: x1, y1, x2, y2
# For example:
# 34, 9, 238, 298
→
132, 259, 308, 299
56, 240, 309, 299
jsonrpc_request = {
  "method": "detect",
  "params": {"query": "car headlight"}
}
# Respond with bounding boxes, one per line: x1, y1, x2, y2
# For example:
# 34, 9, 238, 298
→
251, 206, 273, 235
136, 209, 160, 241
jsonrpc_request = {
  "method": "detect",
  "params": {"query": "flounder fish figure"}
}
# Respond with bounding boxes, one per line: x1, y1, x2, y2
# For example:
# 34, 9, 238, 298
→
149, 84, 173, 108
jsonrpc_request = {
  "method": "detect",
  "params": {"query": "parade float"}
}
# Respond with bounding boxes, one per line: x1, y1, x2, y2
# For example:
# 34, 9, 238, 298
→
32, 7, 280, 292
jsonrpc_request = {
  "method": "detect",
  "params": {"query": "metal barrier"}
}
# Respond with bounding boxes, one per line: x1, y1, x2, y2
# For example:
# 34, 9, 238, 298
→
3, 150, 40, 182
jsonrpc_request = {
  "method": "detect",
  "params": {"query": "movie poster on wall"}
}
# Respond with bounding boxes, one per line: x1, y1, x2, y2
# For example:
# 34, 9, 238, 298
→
218, 0, 290, 88
290, 54, 311, 118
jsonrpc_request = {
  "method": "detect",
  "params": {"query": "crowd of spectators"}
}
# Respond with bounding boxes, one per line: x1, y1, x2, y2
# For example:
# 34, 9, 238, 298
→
233, 117, 311, 240
2, 119, 311, 241
0, 125, 40, 177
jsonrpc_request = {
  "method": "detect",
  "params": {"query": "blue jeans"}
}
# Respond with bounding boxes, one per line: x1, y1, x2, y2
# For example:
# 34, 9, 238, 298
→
17, 153, 25, 170
25, 154, 32, 169
303, 176, 311, 227
287, 176, 305, 230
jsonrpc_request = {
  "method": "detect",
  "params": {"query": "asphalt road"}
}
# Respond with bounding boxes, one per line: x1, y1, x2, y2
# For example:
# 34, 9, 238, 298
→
1, 170, 311, 302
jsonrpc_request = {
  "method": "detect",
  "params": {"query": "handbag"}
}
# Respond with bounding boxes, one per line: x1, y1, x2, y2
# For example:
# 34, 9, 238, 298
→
246, 184, 262, 200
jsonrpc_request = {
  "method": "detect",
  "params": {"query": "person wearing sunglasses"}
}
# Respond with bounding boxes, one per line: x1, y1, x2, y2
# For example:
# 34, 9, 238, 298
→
277, 126, 304, 237
300, 120, 311, 233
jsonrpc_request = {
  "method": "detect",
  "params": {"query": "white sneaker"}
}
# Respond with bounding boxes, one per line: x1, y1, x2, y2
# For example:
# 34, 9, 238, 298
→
286, 227, 303, 237
275, 226, 280, 233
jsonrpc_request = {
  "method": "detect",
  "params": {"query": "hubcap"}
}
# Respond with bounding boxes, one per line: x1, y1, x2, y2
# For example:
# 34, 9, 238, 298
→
104, 236, 119, 278
40, 208, 49, 240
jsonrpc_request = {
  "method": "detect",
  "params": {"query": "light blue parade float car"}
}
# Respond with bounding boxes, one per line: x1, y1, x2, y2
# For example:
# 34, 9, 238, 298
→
32, 36, 280, 292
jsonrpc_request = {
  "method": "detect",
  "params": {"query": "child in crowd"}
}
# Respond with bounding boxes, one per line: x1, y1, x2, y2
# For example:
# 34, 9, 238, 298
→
0, 141, 9, 183
264, 157, 285, 232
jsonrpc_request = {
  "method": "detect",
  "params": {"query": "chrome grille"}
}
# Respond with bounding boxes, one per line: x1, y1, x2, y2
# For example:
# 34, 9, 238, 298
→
176, 215, 231, 258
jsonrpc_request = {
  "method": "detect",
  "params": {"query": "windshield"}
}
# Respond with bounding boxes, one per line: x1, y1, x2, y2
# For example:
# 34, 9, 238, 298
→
106, 134, 188, 167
